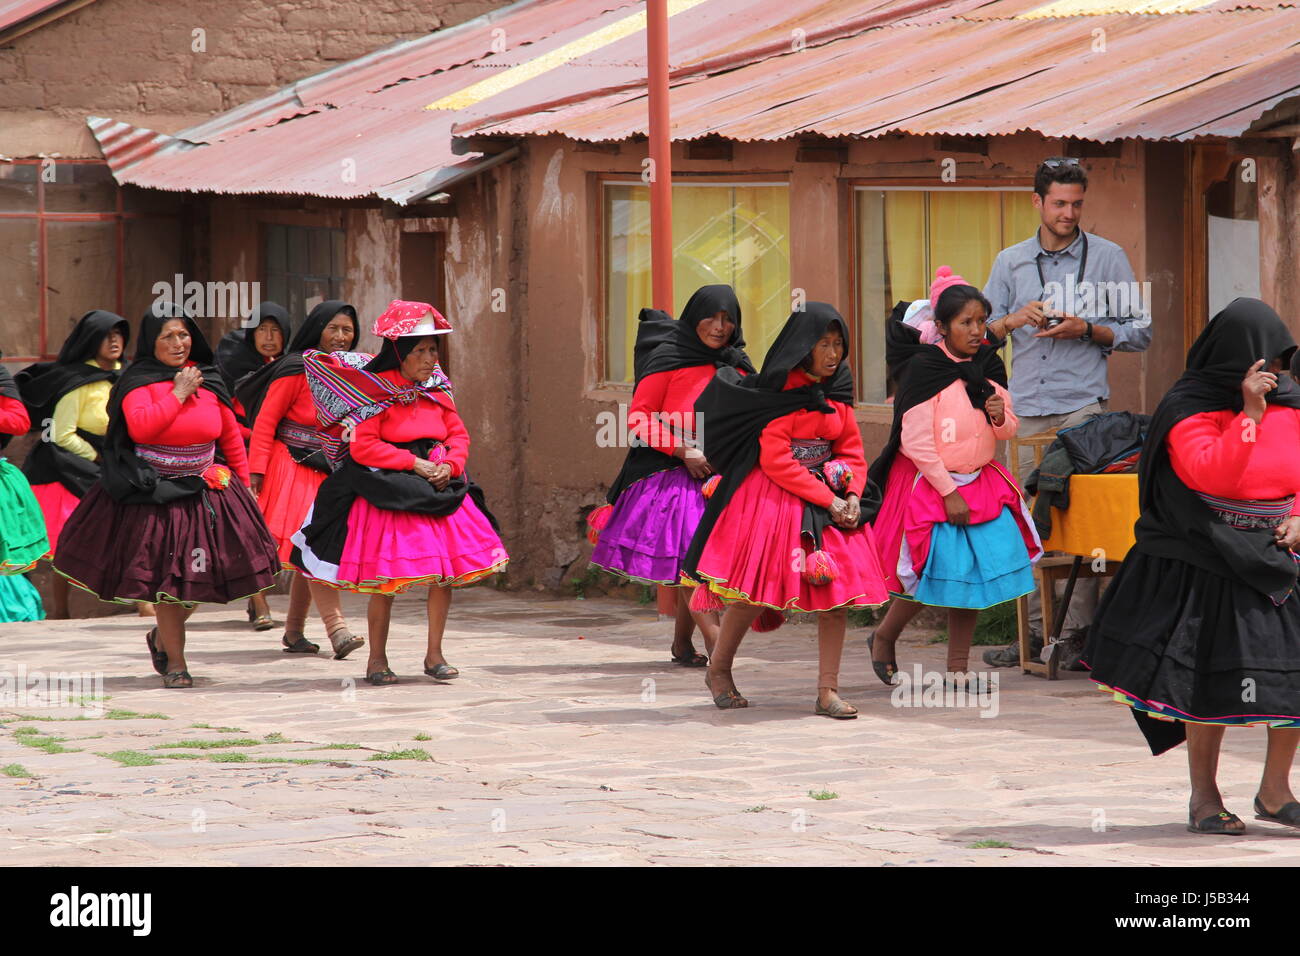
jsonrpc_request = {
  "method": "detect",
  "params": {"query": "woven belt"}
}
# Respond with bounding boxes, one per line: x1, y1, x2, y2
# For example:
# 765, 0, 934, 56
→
136, 441, 216, 478
791, 438, 832, 471
275, 418, 322, 454
1196, 491, 1295, 530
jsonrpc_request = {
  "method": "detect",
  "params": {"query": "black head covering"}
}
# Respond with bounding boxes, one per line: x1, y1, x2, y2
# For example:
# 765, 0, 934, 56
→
363, 335, 427, 374
681, 303, 870, 581
0, 358, 17, 402
215, 301, 291, 392
602, 286, 756, 505
236, 300, 357, 426
1128, 297, 1300, 606
100, 303, 233, 503
0, 358, 17, 449
630, 285, 753, 385
14, 310, 130, 491
15, 310, 130, 425
865, 300, 1008, 493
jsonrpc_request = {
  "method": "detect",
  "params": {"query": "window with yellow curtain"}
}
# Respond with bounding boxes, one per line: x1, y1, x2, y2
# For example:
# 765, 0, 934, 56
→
856, 188, 1040, 403
604, 182, 790, 384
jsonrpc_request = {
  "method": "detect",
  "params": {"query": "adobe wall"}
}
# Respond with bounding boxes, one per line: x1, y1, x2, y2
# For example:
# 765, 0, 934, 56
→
0, 0, 514, 157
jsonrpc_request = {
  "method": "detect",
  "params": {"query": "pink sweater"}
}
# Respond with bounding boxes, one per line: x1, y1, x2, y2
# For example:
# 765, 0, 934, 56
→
900, 341, 1017, 497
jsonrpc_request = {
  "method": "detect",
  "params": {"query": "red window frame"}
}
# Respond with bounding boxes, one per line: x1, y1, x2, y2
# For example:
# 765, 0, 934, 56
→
0, 160, 139, 361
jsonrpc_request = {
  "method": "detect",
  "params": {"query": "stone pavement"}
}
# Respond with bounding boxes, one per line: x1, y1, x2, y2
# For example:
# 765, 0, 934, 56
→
2, 588, 1299, 866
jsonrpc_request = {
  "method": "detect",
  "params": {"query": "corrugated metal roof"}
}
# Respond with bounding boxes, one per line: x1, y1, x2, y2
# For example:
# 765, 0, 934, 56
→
0, 0, 94, 39
465, 6, 1300, 142
89, 0, 1300, 201
89, 0, 650, 202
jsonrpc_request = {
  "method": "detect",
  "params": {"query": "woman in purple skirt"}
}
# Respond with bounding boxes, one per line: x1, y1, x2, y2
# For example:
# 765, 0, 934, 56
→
53, 304, 280, 688
588, 286, 754, 666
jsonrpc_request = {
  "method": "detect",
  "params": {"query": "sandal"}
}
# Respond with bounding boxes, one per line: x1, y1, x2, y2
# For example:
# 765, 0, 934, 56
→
329, 627, 364, 661
423, 661, 459, 680
705, 673, 747, 709
145, 627, 168, 676
162, 670, 193, 689
867, 631, 898, 687
1253, 796, 1300, 830
247, 598, 274, 631
671, 643, 709, 667
1187, 809, 1245, 835
365, 668, 399, 686
815, 696, 859, 719
281, 631, 320, 654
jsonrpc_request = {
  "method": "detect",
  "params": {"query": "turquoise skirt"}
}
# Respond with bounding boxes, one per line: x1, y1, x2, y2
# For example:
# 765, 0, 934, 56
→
0, 573, 44, 622
911, 506, 1035, 610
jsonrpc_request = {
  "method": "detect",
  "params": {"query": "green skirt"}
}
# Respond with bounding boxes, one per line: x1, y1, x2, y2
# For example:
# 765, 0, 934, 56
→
0, 457, 50, 574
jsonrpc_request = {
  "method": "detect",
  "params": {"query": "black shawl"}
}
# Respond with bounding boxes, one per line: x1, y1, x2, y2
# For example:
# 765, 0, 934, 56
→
235, 300, 357, 426
1132, 297, 1300, 605
15, 310, 129, 493
100, 304, 235, 504
604, 285, 755, 504
0, 359, 18, 449
866, 300, 1008, 493
681, 302, 865, 581
215, 301, 292, 393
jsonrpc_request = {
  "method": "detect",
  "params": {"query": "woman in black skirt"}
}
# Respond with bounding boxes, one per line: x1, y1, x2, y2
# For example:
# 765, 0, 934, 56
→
53, 304, 280, 688
1085, 298, 1300, 834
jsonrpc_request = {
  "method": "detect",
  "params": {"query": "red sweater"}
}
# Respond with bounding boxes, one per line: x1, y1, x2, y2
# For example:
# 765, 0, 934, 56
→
0, 395, 30, 437
249, 374, 316, 475
628, 365, 717, 454
758, 369, 867, 509
350, 369, 469, 475
122, 378, 250, 485
1169, 406, 1300, 516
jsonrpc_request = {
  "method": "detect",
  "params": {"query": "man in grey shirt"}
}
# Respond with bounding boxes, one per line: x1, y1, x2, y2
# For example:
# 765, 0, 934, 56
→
981, 157, 1152, 668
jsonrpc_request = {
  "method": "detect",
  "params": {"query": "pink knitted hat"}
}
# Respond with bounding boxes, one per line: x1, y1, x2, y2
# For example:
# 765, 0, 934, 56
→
929, 265, 968, 312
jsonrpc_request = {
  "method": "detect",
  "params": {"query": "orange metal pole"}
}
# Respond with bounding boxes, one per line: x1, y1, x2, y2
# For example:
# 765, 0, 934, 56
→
647, 0, 677, 617
646, 0, 673, 312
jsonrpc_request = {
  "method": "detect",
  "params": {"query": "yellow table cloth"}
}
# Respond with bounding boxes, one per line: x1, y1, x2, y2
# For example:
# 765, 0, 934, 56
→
1040, 473, 1139, 562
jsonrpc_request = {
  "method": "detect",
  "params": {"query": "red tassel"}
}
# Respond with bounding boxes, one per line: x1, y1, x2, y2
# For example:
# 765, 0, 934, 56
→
585, 504, 613, 545
801, 549, 839, 586
750, 608, 785, 633
689, 584, 724, 613
701, 474, 721, 498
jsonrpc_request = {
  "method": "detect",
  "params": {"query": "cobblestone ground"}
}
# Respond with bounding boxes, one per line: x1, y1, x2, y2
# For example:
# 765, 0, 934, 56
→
3, 589, 1299, 866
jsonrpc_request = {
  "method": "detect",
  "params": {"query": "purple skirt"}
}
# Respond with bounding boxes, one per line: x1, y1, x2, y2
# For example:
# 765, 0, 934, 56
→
53, 480, 279, 605
590, 466, 706, 586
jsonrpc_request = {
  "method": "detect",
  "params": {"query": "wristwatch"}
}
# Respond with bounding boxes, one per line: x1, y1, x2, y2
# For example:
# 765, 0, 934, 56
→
1081, 321, 1093, 343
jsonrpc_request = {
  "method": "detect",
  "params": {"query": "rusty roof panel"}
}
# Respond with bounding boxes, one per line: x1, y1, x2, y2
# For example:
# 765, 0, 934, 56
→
89, 0, 1300, 201
469, 6, 1300, 142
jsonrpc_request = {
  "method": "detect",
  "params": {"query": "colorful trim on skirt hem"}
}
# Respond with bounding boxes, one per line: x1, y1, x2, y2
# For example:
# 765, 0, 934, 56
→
886, 588, 1029, 611
1094, 679, 1300, 729
305, 560, 508, 595
55, 569, 274, 608
590, 561, 686, 588
693, 572, 887, 613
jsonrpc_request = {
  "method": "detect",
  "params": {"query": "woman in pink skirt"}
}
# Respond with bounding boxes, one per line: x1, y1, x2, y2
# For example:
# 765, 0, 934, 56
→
292, 301, 507, 686
683, 303, 890, 717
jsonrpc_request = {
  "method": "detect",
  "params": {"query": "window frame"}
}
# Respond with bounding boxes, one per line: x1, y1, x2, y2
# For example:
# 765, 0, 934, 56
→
259, 222, 347, 323
847, 177, 1035, 418
0, 160, 146, 361
593, 172, 792, 394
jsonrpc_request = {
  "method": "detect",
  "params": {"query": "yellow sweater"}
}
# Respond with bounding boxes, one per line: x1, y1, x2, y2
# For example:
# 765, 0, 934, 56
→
52, 359, 119, 461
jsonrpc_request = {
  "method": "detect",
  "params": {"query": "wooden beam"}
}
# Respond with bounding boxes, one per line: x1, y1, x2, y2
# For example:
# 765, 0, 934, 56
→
0, 0, 97, 46
383, 202, 456, 220
450, 136, 517, 156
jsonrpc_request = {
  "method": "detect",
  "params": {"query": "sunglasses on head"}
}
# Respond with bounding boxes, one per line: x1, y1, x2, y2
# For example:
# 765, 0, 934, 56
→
1041, 158, 1081, 169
